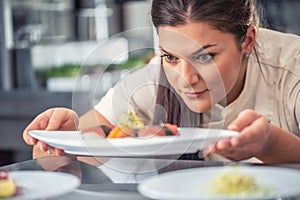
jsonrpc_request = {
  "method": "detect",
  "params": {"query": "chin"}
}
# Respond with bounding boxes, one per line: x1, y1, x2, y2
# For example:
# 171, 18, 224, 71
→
185, 102, 212, 113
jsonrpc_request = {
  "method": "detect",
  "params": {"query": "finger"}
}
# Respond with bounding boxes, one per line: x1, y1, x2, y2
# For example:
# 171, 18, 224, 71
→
228, 109, 261, 131
230, 129, 255, 148
37, 141, 49, 152
215, 137, 233, 150
60, 110, 79, 130
222, 146, 257, 161
55, 148, 66, 156
23, 132, 37, 145
46, 109, 65, 130
46, 108, 77, 131
23, 112, 53, 145
45, 147, 65, 157
213, 146, 245, 161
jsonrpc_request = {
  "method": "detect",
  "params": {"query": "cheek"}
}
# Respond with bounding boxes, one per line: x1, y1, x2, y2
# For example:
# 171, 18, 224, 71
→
199, 61, 240, 101
209, 55, 241, 83
198, 64, 225, 90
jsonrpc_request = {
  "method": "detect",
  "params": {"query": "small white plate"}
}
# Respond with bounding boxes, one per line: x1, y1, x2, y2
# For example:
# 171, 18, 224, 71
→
138, 166, 300, 200
29, 128, 238, 157
5, 171, 80, 200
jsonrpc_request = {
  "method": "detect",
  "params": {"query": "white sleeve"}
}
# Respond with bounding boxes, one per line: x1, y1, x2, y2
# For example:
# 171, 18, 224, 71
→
94, 57, 161, 125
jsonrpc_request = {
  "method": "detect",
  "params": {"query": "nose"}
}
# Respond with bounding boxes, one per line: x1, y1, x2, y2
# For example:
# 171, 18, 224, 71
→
178, 60, 199, 87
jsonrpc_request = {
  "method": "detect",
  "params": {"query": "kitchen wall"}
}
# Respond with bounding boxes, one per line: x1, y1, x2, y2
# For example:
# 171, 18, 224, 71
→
0, 0, 153, 166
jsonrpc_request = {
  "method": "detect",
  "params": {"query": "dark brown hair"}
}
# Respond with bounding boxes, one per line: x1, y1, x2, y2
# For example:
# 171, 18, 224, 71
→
151, 0, 261, 126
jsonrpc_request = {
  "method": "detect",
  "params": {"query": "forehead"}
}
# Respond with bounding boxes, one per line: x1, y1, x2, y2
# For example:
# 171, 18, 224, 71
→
158, 22, 234, 54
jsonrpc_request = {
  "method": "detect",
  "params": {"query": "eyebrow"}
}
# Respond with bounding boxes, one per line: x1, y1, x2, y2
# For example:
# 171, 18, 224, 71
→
159, 44, 218, 56
159, 47, 173, 55
191, 44, 218, 55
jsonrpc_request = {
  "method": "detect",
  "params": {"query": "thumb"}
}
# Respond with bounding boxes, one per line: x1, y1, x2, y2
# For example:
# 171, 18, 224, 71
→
228, 109, 260, 131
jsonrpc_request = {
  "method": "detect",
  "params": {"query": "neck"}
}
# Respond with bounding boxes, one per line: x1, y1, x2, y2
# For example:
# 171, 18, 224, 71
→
225, 58, 248, 105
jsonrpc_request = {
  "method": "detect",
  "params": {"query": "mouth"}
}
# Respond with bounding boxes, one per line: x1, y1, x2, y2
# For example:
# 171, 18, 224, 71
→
183, 89, 209, 99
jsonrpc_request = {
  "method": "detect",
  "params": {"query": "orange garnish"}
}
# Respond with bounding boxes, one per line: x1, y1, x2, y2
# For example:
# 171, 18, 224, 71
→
107, 126, 121, 138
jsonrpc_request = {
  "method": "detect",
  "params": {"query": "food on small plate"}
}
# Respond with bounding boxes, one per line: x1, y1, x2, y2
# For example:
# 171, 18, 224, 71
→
108, 110, 178, 138
107, 110, 144, 138
206, 167, 272, 197
0, 170, 17, 198
119, 110, 145, 130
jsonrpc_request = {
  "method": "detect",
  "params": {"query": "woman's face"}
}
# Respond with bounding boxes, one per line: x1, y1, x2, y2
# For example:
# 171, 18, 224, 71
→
158, 22, 247, 113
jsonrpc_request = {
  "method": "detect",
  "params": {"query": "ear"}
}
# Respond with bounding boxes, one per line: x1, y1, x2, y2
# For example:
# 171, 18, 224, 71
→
241, 25, 256, 55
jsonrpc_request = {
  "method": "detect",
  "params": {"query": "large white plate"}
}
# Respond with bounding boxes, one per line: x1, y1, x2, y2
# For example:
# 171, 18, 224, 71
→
5, 171, 80, 200
138, 166, 300, 200
29, 128, 238, 157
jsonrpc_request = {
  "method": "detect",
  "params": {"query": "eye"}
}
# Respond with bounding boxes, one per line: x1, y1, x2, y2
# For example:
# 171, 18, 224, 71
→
195, 53, 215, 64
161, 54, 179, 63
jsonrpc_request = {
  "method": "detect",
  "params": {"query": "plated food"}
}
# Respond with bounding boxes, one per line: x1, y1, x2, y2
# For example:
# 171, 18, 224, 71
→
82, 110, 179, 138
29, 110, 239, 157
0, 170, 17, 198
108, 110, 178, 138
30, 128, 237, 157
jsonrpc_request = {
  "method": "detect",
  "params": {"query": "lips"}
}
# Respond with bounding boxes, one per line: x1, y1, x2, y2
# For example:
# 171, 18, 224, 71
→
183, 89, 208, 99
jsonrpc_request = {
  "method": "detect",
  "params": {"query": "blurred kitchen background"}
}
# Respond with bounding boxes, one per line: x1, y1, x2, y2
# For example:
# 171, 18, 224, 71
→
0, 0, 299, 166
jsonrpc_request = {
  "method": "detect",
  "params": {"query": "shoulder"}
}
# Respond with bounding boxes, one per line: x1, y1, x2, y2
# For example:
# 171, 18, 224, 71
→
257, 28, 300, 48
254, 28, 300, 80
256, 28, 300, 70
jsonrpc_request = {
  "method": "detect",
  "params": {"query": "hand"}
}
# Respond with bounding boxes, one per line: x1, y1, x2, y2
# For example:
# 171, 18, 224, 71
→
208, 109, 271, 161
23, 107, 79, 156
